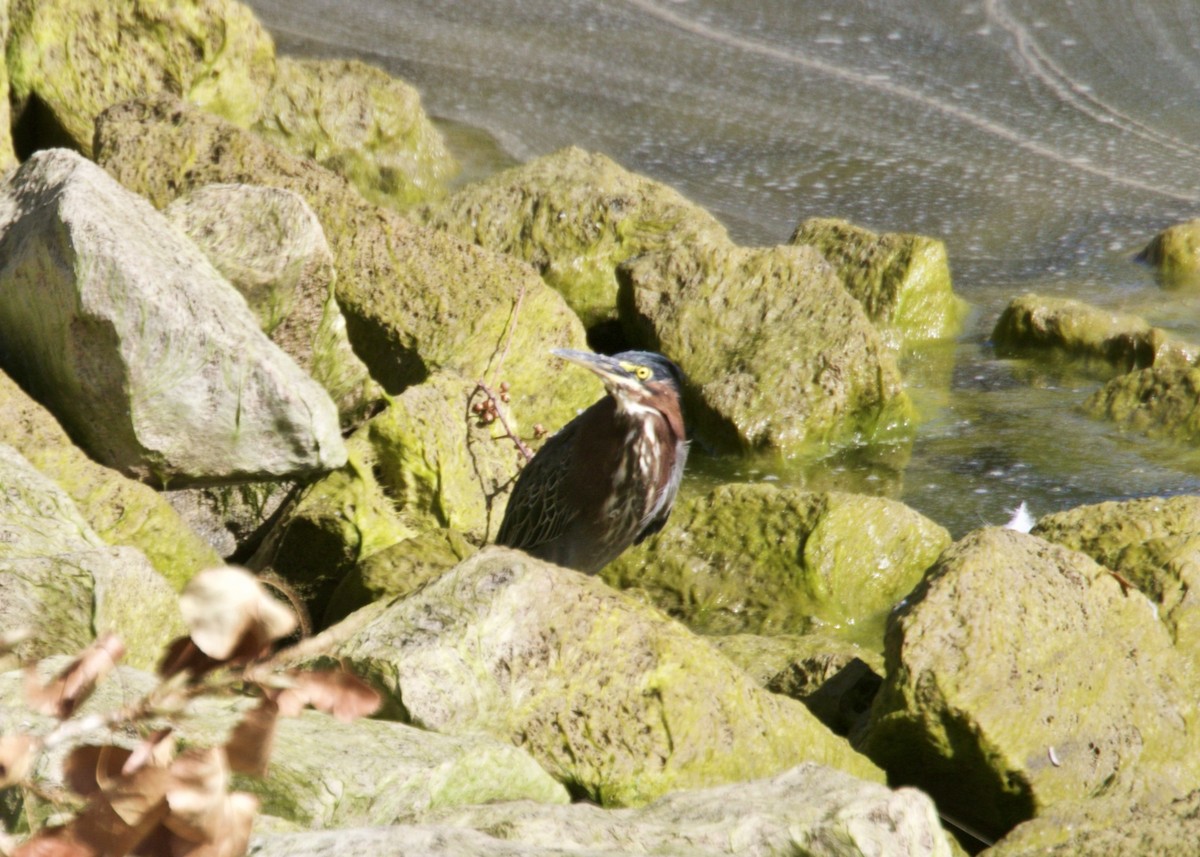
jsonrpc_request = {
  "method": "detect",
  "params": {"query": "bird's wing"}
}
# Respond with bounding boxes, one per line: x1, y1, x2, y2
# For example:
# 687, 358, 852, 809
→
496, 423, 580, 552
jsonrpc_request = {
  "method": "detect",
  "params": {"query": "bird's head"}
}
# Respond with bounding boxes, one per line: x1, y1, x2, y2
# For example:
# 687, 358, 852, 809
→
552, 348, 685, 427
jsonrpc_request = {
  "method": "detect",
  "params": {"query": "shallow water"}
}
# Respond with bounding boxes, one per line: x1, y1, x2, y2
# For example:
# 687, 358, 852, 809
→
246, 0, 1200, 536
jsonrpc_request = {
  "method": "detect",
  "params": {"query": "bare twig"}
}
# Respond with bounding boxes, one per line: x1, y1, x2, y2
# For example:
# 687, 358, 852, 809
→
472, 381, 533, 461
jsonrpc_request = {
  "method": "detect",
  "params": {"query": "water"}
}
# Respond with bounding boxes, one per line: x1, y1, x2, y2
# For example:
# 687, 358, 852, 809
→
245, 0, 1200, 536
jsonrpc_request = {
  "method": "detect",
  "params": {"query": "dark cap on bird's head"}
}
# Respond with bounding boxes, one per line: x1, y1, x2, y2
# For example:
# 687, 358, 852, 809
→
551, 348, 684, 403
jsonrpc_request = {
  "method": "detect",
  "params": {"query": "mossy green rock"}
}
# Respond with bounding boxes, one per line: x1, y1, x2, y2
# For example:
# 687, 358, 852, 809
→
94, 96, 591, 432
993, 293, 1196, 373
164, 183, 380, 428
1137, 218, 1200, 289
0, 368, 218, 589
619, 244, 913, 455
0, 3, 16, 171
324, 528, 476, 626
790, 217, 964, 345
254, 57, 457, 209
0, 444, 184, 670
321, 547, 883, 806
602, 484, 949, 649
862, 527, 1200, 841
1083, 363, 1200, 443
1033, 496, 1200, 665
8, 0, 275, 156
710, 632, 883, 699
420, 146, 729, 328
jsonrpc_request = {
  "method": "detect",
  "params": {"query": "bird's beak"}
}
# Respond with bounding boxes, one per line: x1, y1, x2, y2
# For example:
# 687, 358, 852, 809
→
552, 348, 641, 395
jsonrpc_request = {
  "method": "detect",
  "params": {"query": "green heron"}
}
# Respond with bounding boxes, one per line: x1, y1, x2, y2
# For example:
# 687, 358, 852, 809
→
496, 348, 688, 573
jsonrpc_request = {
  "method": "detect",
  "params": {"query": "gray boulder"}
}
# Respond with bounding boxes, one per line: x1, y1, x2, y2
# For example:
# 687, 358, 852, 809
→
0, 149, 346, 485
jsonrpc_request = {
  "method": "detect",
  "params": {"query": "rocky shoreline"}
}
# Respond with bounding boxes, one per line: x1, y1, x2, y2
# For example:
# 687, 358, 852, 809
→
2, 2, 1200, 856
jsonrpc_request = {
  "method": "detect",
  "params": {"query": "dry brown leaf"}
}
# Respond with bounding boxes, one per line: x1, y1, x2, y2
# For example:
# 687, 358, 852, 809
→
167, 792, 257, 857
64, 743, 172, 833
11, 830, 96, 857
123, 730, 175, 777
0, 734, 37, 788
162, 749, 230, 843
223, 699, 278, 777
25, 635, 125, 719
178, 568, 296, 662
276, 670, 382, 723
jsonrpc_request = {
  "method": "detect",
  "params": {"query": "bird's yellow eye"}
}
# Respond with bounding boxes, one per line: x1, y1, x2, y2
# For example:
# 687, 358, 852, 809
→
634, 366, 651, 381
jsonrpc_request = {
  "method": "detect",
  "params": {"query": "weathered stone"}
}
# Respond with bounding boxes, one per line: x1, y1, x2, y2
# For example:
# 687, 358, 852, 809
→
0, 149, 346, 485
94, 97, 594, 436
618, 243, 913, 455
254, 57, 457, 208
8, 0, 275, 156
1033, 495, 1200, 666
314, 547, 884, 807
1137, 218, 1200, 289
0, 3, 16, 172
602, 485, 950, 648
420, 147, 729, 328
324, 528, 477, 626
993, 293, 1196, 373
164, 183, 380, 427
862, 527, 1200, 840
163, 482, 293, 561
1083, 363, 1200, 444
0, 367, 218, 589
790, 217, 964, 345
710, 632, 883, 698
0, 444, 184, 669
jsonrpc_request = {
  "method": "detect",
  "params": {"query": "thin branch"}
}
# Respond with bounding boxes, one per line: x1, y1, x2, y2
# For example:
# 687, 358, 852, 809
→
473, 381, 533, 461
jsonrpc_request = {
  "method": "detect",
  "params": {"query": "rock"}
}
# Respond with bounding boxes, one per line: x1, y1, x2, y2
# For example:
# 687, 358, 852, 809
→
8, 0, 275, 156
325, 528, 477, 626
1137, 219, 1200, 288
0, 149, 346, 485
992, 293, 1196, 373
0, 661, 567, 834
710, 633, 884, 699
1032, 496, 1200, 666
164, 183, 380, 427
95, 96, 593, 433
162, 482, 294, 561
0, 444, 184, 669
861, 527, 1200, 840
618, 243, 913, 455
985, 792, 1200, 856
314, 547, 884, 806
790, 217, 964, 345
0, 3, 16, 172
1083, 363, 1200, 444
419, 147, 729, 328
602, 485, 950, 648
0, 366, 219, 588
254, 57, 457, 208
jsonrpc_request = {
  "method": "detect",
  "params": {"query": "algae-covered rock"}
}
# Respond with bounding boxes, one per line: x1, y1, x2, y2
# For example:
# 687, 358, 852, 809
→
602, 484, 950, 648
1137, 218, 1200, 289
0, 444, 184, 670
0, 368, 218, 589
95, 96, 593, 433
164, 182, 380, 426
619, 244, 913, 455
317, 547, 883, 806
986, 792, 1200, 856
1033, 495, 1200, 663
420, 147, 729, 328
862, 527, 1200, 841
325, 528, 476, 626
0, 148, 346, 486
8, 0, 275, 156
254, 57, 457, 209
710, 632, 883, 699
993, 293, 1196, 373
790, 217, 964, 345
0, 3, 16, 172
1083, 363, 1200, 443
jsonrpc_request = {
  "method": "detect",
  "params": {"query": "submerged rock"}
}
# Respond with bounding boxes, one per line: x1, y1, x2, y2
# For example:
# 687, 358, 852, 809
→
419, 146, 729, 328
993, 293, 1195, 373
0, 149, 346, 485
8, 0, 274, 156
0, 368, 219, 587
315, 547, 883, 806
95, 96, 593, 434
862, 527, 1200, 841
1083, 362, 1200, 443
790, 216, 964, 345
602, 484, 949, 648
619, 243, 913, 455
1137, 218, 1200, 289
164, 182, 380, 427
254, 57, 457, 208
